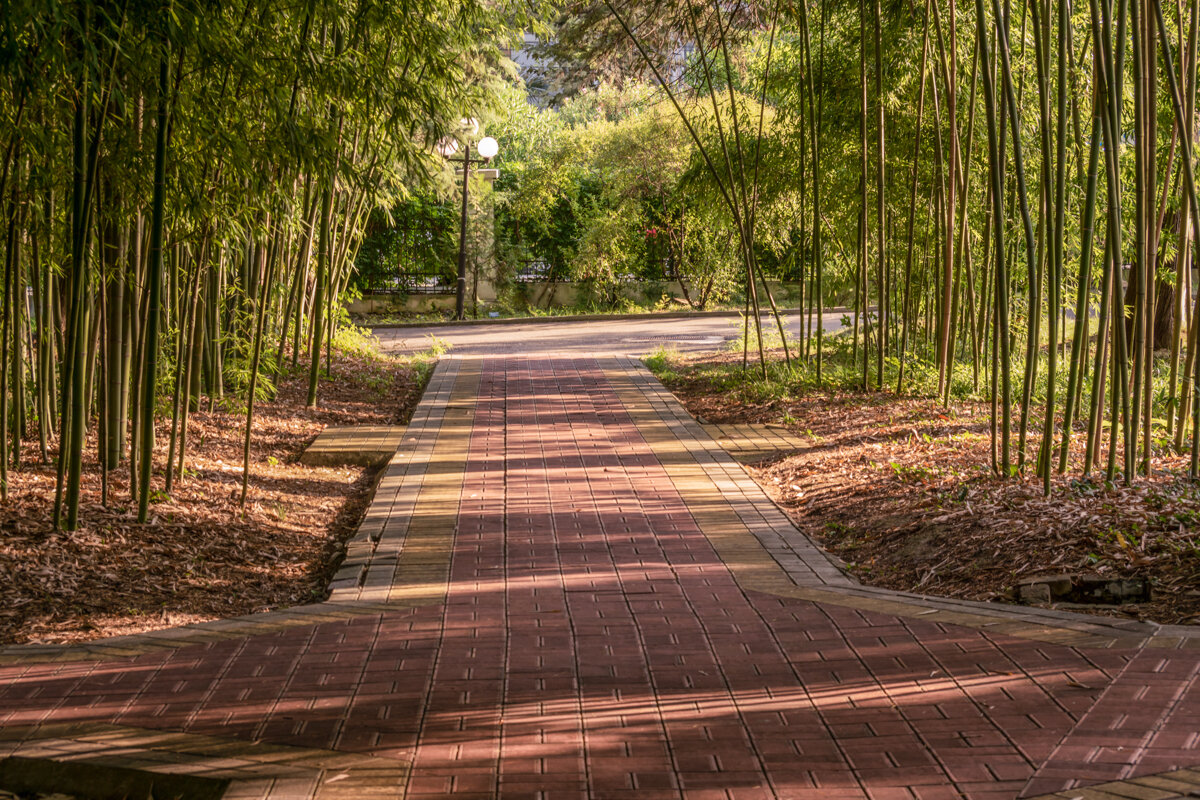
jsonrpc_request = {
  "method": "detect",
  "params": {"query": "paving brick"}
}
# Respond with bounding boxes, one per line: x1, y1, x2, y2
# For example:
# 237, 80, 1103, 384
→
3, 355, 1200, 799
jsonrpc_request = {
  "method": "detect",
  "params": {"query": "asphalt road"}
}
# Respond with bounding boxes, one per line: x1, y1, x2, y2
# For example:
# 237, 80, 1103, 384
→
371, 310, 850, 356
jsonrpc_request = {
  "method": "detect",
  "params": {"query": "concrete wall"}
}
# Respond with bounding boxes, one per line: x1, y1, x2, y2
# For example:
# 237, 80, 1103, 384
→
512, 280, 686, 309
347, 293, 459, 315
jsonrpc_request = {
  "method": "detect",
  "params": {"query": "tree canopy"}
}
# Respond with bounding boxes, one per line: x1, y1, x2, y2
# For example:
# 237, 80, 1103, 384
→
0, 0, 539, 528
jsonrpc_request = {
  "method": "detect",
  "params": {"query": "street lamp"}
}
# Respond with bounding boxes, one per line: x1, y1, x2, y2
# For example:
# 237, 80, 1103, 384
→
439, 125, 499, 320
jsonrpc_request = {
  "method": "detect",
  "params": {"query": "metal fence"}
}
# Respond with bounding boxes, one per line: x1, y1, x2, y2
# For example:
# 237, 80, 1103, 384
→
355, 211, 458, 295
359, 268, 456, 295
514, 260, 561, 283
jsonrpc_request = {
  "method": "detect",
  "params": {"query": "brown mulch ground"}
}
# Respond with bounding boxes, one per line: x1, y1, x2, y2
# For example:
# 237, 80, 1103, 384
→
659, 350, 1200, 626
0, 335, 433, 645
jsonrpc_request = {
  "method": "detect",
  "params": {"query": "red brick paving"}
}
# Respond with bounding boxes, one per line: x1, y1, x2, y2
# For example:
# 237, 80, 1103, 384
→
1, 356, 1199, 798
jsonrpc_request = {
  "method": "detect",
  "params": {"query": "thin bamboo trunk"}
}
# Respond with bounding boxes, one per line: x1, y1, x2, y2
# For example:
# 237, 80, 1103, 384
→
873, 0, 886, 388
137, 51, 171, 524
306, 181, 333, 408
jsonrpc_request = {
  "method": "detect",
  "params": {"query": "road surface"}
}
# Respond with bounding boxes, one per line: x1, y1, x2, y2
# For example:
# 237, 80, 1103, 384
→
371, 310, 849, 356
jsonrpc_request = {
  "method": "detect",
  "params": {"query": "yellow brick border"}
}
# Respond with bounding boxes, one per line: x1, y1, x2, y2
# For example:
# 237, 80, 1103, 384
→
1024, 766, 1200, 799
610, 356, 1200, 651
0, 358, 479, 666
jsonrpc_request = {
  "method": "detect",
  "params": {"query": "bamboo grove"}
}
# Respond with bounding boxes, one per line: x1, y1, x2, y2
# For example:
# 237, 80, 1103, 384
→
0, 0, 531, 530
584, 0, 1200, 490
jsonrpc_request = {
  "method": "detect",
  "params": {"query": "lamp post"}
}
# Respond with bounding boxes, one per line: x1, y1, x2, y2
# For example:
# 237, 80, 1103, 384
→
439, 130, 498, 320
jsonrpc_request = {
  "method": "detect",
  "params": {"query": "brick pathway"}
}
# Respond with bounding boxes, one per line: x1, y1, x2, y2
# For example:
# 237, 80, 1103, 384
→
2, 355, 1200, 799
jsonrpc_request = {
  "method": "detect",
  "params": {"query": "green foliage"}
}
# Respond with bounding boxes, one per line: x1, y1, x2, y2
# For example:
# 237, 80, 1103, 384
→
493, 81, 752, 308
642, 345, 682, 381
332, 325, 390, 362
0, 0, 550, 522
417, 335, 453, 359
225, 350, 278, 405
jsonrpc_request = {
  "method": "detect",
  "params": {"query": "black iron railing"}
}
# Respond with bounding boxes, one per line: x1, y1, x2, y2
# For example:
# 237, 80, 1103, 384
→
359, 268, 455, 295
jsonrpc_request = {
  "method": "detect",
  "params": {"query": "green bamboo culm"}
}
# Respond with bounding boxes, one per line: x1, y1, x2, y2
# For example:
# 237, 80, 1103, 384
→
0, 185, 14, 501
306, 181, 332, 409
1059, 112, 1103, 473
898, 0, 933, 395
1150, 0, 1200, 476
977, 0, 1013, 475
57, 44, 89, 531
137, 49, 171, 524
241, 237, 276, 505
1039, 0, 1070, 494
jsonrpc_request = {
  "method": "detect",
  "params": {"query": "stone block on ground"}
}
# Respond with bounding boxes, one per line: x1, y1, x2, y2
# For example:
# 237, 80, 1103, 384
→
300, 426, 408, 467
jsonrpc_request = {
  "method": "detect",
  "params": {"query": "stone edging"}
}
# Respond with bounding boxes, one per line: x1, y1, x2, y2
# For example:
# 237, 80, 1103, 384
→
0, 358, 471, 666
1023, 766, 1200, 799
610, 355, 1200, 652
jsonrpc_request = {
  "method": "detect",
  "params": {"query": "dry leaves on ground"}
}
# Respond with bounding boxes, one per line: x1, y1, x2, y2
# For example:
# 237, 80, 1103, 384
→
0, 342, 431, 645
662, 351, 1200, 626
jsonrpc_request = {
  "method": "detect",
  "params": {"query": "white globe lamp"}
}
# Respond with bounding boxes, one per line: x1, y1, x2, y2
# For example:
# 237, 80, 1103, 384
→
476, 136, 499, 160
